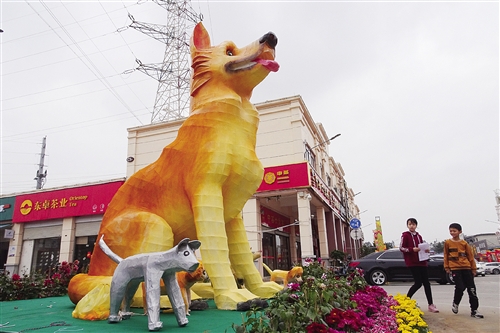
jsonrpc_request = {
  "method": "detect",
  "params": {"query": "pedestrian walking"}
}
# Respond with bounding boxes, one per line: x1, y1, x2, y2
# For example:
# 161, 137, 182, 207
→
399, 217, 439, 313
444, 223, 484, 319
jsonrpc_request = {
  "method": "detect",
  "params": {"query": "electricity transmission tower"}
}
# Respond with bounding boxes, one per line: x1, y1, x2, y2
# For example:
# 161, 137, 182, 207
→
129, 0, 202, 123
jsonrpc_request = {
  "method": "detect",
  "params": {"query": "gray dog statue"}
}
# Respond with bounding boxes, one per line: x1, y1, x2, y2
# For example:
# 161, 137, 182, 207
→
99, 235, 201, 331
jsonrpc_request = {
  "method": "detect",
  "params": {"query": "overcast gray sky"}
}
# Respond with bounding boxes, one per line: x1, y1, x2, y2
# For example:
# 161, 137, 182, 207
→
1, 1, 498, 245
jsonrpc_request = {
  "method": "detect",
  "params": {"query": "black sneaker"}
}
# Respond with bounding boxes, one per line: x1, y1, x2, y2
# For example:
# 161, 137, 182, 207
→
471, 310, 484, 319
452, 302, 459, 314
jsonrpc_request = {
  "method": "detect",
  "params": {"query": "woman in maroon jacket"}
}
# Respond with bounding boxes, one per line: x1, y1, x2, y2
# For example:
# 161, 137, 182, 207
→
399, 217, 439, 313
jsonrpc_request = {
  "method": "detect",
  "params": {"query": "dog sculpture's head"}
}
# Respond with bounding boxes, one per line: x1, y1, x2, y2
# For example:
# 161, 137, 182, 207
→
288, 266, 304, 283
176, 238, 202, 273
190, 22, 279, 99
182, 261, 208, 283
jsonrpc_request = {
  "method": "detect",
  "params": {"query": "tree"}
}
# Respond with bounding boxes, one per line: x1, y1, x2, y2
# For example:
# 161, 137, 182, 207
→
360, 242, 376, 257
431, 240, 444, 254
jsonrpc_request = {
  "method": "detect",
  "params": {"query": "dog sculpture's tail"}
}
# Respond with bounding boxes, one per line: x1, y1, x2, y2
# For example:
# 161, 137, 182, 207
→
98, 235, 122, 264
262, 263, 273, 276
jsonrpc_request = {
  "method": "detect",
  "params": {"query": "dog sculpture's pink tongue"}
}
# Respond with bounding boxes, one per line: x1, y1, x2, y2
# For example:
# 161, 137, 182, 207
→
256, 59, 280, 72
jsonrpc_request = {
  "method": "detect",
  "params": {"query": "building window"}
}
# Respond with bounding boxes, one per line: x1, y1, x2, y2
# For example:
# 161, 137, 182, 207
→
262, 232, 292, 274
262, 233, 276, 276
74, 236, 97, 273
327, 175, 331, 187
304, 148, 317, 170
32, 237, 61, 273
276, 234, 291, 270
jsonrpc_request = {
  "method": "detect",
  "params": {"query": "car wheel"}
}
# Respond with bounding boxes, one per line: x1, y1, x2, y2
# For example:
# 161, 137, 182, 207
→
369, 269, 387, 286
493, 268, 500, 275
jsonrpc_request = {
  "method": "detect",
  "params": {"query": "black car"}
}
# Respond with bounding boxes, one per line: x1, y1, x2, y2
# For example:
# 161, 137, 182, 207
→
349, 249, 450, 286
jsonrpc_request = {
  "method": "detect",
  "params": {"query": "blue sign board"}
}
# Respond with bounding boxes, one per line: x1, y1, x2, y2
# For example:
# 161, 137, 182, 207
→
349, 218, 361, 229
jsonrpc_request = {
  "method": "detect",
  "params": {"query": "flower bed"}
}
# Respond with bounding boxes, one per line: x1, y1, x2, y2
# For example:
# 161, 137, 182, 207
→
393, 294, 432, 333
0, 260, 79, 301
232, 259, 431, 333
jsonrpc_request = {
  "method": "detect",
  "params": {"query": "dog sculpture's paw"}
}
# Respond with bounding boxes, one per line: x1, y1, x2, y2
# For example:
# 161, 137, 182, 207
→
247, 281, 283, 298
148, 321, 163, 331
236, 298, 269, 312
108, 314, 121, 323
120, 311, 134, 320
177, 317, 189, 327
190, 299, 209, 311
214, 288, 260, 310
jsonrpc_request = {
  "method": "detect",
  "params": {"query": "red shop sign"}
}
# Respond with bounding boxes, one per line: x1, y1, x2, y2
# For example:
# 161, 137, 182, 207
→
13, 181, 124, 223
257, 162, 310, 192
261, 206, 294, 234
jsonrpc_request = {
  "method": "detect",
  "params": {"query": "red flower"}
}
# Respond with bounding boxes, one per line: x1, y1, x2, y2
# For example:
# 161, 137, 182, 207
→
12, 274, 21, 281
307, 322, 337, 333
325, 309, 343, 326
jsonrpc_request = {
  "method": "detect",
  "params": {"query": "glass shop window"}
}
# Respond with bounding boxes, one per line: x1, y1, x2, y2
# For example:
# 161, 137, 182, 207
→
262, 233, 276, 276
32, 237, 61, 274
74, 235, 97, 273
276, 234, 290, 270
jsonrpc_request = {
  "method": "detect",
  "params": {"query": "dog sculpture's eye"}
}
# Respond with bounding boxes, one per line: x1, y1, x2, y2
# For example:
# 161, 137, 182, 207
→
184, 251, 190, 256
226, 50, 233, 56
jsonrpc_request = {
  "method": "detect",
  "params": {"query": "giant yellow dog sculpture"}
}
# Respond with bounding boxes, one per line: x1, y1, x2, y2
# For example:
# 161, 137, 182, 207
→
68, 22, 281, 310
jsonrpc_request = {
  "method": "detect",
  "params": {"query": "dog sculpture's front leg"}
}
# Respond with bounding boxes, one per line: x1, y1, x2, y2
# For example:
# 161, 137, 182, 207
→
227, 214, 282, 298
145, 271, 163, 331
193, 187, 258, 310
163, 273, 188, 326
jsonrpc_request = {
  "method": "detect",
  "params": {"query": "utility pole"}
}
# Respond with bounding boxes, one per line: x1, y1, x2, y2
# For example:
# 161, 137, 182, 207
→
34, 136, 47, 189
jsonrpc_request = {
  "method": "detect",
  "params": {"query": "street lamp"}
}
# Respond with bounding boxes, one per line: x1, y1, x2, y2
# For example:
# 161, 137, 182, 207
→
310, 133, 341, 150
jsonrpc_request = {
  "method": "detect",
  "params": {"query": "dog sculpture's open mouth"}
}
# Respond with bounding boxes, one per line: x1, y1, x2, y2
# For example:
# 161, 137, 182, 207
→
227, 53, 280, 73
256, 58, 280, 72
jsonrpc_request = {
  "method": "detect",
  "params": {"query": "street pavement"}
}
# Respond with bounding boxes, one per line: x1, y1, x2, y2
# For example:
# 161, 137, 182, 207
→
381, 274, 500, 333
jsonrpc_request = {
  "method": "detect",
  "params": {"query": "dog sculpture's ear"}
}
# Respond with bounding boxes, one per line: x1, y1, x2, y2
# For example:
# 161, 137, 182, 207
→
177, 238, 190, 250
177, 238, 201, 254
188, 240, 201, 251
191, 22, 211, 51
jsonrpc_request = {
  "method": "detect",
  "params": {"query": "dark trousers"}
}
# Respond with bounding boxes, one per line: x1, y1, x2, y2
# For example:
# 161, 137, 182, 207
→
451, 269, 479, 312
407, 266, 433, 305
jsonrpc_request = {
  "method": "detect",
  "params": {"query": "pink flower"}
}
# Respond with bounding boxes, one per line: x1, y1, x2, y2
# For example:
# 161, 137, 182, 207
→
12, 274, 20, 281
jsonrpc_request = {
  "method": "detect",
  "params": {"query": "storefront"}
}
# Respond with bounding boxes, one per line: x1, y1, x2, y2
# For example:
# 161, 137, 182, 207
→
260, 206, 294, 273
0, 196, 15, 271
5, 179, 124, 275
249, 161, 361, 274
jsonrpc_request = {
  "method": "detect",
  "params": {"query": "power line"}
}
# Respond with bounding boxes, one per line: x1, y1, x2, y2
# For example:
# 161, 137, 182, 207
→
26, 1, 143, 125
2, 77, 152, 113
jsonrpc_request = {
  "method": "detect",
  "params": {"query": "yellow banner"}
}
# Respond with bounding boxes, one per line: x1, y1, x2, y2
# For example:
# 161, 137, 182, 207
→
374, 217, 386, 252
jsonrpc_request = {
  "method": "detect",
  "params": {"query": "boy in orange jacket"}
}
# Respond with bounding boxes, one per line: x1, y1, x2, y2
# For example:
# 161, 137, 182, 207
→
444, 223, 483, 318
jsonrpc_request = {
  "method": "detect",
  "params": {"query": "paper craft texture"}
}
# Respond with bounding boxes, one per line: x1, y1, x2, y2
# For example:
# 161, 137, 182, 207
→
68, 22, 281, 311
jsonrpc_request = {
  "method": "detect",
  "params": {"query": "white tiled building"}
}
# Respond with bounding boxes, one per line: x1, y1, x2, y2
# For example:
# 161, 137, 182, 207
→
126, 95, 362, 275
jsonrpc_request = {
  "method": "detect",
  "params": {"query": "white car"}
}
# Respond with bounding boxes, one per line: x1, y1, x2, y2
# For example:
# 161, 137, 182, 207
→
475, 260, 486, 277
484, 262, 500, 275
